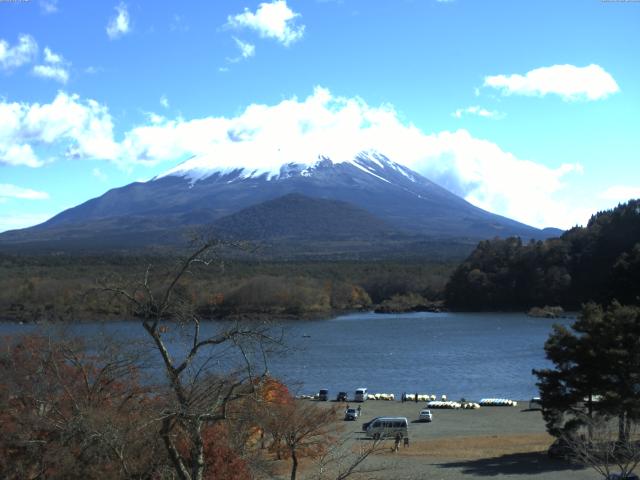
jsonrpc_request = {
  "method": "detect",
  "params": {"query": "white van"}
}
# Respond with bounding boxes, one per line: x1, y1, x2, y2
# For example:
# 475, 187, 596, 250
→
363, 416, 409, 440
354, 388, 367, 402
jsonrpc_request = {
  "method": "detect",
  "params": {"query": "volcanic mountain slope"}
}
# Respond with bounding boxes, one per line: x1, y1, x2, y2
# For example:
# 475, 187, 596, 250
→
0, 151, 561, 253
213, 193, 394, 240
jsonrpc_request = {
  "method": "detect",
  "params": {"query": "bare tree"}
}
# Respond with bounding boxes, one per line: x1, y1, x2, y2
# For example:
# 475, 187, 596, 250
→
261, 400, 340, 480
102, 240, 281, 480
309, 434, 389, 480
563, 414, 640, 479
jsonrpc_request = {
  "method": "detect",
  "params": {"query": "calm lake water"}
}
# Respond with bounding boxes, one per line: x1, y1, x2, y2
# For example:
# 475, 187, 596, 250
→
0, 311, 572, 401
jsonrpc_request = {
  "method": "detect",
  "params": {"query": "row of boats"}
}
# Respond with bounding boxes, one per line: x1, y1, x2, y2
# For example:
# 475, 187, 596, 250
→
297, 391, 520, 407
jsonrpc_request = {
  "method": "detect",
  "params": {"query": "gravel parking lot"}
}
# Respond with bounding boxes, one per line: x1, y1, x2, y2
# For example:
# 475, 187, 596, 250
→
300, 399, 605, 480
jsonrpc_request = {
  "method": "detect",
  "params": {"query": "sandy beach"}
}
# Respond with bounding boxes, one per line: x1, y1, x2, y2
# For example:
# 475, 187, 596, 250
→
290, 399, 604, 480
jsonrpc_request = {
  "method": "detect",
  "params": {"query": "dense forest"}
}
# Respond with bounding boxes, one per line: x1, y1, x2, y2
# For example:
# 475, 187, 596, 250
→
445, 200, 640, 311
0, 254, 453, 322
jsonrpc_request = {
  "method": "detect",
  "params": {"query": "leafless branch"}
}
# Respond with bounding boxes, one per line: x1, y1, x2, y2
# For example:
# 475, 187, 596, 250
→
563, 414, 640, 479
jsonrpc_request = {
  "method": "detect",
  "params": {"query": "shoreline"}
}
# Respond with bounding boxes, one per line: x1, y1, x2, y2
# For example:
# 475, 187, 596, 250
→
0, 306, 576, 324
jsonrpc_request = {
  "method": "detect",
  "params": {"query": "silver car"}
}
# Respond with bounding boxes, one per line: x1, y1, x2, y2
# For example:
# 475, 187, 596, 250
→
419, 408, 433, 422
344, 408, 359, 421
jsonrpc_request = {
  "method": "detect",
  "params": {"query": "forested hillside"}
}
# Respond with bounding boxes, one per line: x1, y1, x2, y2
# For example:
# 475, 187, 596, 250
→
445, 200, 640, 310
0, 254, 453, 322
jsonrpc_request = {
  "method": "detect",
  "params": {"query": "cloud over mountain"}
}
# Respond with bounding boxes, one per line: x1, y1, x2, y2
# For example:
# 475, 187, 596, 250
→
0, 88, 583, 229
124, 87, 582, 228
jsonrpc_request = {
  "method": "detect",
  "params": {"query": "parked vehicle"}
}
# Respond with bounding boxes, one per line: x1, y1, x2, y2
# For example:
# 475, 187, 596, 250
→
318, 389, 329, 401
418, 408, 433, 422
354, 387, 367, 402
606, 474, 639, 480
362, 417, 380, 431
336, 391, 348, 402
363, 416, 409, 440
344, 408, 359, 421
529, 397, 542, 410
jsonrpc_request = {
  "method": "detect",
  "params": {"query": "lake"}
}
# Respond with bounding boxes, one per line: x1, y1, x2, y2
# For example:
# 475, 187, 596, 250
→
0, 311, 571, 401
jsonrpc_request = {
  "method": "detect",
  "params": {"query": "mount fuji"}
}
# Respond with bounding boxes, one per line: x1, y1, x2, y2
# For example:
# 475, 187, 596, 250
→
0, 152, 561, 256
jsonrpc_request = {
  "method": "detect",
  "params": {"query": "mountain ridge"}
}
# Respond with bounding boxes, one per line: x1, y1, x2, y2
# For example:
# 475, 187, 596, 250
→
0, 152, 563, 255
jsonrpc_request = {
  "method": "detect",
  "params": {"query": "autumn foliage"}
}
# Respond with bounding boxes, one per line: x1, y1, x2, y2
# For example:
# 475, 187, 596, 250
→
0, 334, 288, 479
206, 424, 255, 480
0, 334, 165, 479
0, 334, 340, 479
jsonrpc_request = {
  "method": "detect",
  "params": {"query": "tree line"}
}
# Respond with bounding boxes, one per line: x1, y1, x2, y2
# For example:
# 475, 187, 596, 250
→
445, 199, 640, 311
0, 254, 453, 323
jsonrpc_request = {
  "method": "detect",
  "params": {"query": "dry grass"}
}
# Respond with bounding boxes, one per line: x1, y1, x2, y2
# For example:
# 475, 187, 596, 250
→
380, 433, 555, 460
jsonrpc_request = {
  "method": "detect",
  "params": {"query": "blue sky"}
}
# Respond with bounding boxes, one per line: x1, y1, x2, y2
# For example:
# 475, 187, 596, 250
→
1, 0, 639, 232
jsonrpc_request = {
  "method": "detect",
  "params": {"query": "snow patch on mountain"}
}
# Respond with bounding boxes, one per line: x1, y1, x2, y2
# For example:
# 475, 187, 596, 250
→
156, 150, 416, 187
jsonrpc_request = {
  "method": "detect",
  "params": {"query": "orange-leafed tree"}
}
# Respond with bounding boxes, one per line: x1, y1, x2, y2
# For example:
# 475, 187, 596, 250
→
200, 424, 253, 480
0, 334, 163, 479
262, 400, 339, 480
257, 376, 293, 405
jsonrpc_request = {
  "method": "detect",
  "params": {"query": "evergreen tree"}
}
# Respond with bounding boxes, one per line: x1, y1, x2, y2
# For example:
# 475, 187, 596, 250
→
534, 302, 640, 441
445, 199, 640, 310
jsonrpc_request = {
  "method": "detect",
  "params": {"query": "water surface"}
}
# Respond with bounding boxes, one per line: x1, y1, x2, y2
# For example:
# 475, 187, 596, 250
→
0, 311, 570, 401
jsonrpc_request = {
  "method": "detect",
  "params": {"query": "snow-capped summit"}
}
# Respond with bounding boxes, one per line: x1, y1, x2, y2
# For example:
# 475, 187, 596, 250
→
0, 150, 562, 252
157, 150, 419, 187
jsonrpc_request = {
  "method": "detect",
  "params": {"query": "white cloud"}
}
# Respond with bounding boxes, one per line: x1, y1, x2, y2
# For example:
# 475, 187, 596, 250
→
484, 64, 620, 101
0, 144, 42, 167
233, 37, 256, 60
40, 0, 58, 14
0, 38, 70, 84
106, 3, 131, 39
599, 185, 640, 202
406, 130, 585, 229
160, 95, 169, 109
33, 64, 69, 83
227, 0, 305, 46
453, 105, 504, 119
0, 212, 53, 233
32, 46, 70, 83
0, 35, 38, 71
147, 112, 165, 125
0, 92, 118, 167
43, 46, 62, 64
0, 183, 49, 200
